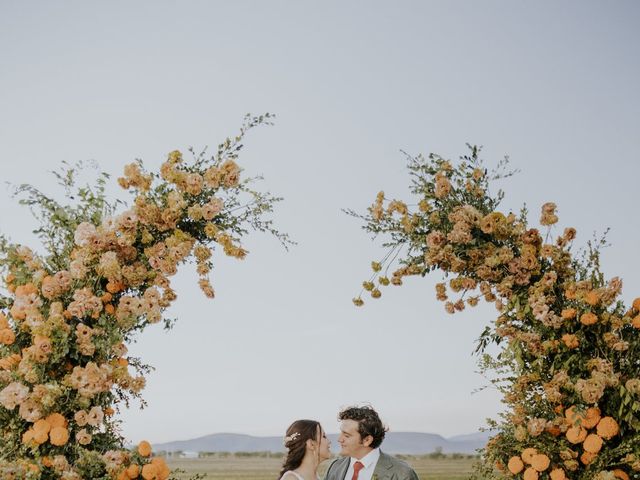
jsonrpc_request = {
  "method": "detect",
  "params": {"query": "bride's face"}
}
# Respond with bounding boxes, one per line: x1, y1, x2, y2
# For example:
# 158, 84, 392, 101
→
318, 428, 332, 461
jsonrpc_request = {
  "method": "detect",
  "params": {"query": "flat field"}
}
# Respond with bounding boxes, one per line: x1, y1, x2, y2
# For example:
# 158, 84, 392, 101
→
166, 454, 478, 480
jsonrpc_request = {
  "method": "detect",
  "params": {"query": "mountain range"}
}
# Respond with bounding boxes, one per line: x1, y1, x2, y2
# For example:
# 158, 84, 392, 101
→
153, 431, 492, 454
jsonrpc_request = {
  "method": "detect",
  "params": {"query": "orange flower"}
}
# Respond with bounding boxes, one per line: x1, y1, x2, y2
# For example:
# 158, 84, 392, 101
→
101, 292, 113, 303
107, 280, 125, 294
46, 413, 68, 428
22, 429, 34, 445
580, 451, 596, 465
585, 291, 599, 306
126, 464, 140, 478
15, 283, 37, 296
545, 424, 561, 437
561, 308, 577, 320
33, 419, 51, 434
523, 467, 539, 480
633, 298, 640, 311
33, 428, 48, 445
580, 312, 598, 325
522, 448, 538, 464
583, 434, 603, 453
632, 315, 640, 329
614, 469, 630, 480
565, 406, 580, 426
531, 454, 550, 472
0, 329, 16, 345
582, 407, 601, 429
508, 456, 524, 474
596, 416, 619, 439
42, 457, 53, 468
565, 405, 600, 428
566, 426, 587, 444
550, 468, 566, 480
561, 334, 579, 349
141, 463, 159, 480
105, 304, 116, 315
151, 457, 170, 480
49, 427, 69, 446
138, 440, 152, 457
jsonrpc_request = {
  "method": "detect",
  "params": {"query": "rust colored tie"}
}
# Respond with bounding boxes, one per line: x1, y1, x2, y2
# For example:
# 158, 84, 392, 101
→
351, 461, 365, 480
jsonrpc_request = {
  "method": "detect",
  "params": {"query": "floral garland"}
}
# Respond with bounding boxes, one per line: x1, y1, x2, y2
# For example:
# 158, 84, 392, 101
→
0, 114, 290, 480
349, 146, 639, 480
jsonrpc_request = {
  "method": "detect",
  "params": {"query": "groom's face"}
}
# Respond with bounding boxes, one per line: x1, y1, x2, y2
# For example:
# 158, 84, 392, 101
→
338, 419, 373, 459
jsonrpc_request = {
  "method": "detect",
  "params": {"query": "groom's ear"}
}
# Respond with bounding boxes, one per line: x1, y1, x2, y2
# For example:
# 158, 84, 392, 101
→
362, 435, 373, 448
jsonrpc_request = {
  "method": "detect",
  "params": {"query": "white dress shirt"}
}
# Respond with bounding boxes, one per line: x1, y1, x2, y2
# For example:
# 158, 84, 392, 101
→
345, 448, 380, 480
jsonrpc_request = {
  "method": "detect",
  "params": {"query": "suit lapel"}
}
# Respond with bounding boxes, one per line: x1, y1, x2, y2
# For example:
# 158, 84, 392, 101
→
337, 457, 350, 480
372, 451, 394, 480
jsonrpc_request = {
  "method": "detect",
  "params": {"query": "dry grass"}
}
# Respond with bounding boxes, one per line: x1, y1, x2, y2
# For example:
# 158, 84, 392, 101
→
166, 455, 478, 480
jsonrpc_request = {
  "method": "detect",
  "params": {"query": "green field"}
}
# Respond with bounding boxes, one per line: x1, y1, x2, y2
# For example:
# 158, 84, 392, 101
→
166, 454, 478, 480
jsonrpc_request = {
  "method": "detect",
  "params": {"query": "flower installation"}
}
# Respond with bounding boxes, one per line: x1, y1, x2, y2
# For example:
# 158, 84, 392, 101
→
349, 146, 639, 480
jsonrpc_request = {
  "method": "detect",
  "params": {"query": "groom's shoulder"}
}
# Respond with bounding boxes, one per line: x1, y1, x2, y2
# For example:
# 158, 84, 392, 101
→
325, 455, 348, 475
327, 455, 349, 469
380, 451, 417, 473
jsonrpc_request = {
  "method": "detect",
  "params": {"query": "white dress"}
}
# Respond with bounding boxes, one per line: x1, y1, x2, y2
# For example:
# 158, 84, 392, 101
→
279, 472, 319, 480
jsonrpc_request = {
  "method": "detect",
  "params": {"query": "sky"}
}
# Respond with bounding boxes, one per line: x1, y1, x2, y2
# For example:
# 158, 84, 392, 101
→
1, 1, 639, 445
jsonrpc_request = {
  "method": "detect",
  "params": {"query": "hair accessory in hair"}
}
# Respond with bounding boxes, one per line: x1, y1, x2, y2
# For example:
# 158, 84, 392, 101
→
284, 432, 300, 445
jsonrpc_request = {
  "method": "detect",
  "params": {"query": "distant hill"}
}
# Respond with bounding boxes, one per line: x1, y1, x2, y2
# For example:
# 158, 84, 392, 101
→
153, 431, 492, 454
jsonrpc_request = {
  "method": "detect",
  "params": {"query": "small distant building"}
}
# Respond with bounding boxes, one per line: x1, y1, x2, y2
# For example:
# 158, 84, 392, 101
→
180, 451, 199, 459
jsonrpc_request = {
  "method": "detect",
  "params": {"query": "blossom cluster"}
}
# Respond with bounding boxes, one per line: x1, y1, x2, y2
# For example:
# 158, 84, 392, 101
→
351, 147, 640, 480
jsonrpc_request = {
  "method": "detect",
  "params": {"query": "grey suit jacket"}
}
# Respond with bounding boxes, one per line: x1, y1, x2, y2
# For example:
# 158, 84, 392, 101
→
324, 452, 419, 480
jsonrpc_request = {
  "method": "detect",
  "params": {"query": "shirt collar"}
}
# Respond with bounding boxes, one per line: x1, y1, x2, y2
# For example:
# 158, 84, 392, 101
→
351, 447, 380, 470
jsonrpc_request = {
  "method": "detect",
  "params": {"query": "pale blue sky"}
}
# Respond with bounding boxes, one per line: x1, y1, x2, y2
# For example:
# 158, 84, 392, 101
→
1, 1, 639, 444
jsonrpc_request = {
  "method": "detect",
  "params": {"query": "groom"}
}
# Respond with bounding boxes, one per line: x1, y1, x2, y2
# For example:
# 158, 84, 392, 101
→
324, 405, 419, 480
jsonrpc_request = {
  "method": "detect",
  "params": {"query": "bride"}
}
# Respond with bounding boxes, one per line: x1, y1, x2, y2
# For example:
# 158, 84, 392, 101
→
279, 419, 332, 480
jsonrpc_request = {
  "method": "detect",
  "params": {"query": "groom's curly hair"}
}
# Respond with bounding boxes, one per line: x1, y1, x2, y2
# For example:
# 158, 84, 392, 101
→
338, 405, 387, 449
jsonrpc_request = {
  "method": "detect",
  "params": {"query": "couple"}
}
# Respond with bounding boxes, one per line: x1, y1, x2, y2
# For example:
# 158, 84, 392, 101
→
278, 405, 419, 480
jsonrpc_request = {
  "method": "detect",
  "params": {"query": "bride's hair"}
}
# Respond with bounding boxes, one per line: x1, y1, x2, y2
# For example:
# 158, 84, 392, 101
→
278, 419, 322, 479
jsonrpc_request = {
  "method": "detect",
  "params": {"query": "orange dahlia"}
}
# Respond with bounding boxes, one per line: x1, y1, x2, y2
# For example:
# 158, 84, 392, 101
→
566, 426, 587, 444
580, 312, 598, 325
138, 440, 152, 457
596, 416, 619, 439
550, 468, 566, 480
522, 448, 538, 464
583, 434, 603, 453
49, 426, 69, 446
523, 467, 539, 480
531, 454, 550, 472
508, 456, 524, 474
